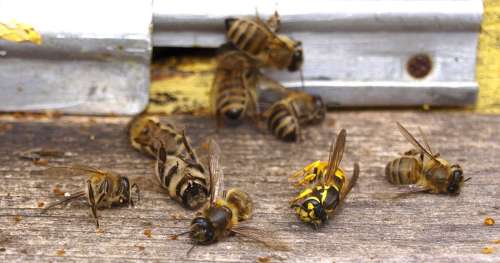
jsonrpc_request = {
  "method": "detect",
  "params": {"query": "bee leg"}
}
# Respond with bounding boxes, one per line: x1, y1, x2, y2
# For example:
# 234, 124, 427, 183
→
87, 181, 99, 228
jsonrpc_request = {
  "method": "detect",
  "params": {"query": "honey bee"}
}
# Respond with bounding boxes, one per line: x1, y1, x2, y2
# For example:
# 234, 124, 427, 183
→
259, 79, 326, 142
41, 165, 139, 228
211, 44, 260, 125
225, 11, 303, 71
385, 122, 470, 195
290, 129, 359, 228
128, 114, 208, 209
128, 115, 198, 162
172, 139, 288, 254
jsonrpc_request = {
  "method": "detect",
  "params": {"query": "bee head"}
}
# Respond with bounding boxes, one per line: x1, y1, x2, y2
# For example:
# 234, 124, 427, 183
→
288, 41, 303, 72
190, 217, 215, 244
310, 95, 326, 124
182, 181, 209, 209
447, 164, 465, 195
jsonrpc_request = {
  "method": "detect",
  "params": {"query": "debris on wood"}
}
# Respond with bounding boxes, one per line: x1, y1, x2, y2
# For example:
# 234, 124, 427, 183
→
56, 248, 65, 256
169, 235, 178, 240
134, 245, 145, 251
13, 215, 22, 224
144, 229, 152, 238
95, 228, 105, 235
484, 217, 495, 226
481, 246, 494, 254
52, 186, 65, 197
0, 248, 5, 252
37, 201, 45, 208
257, 256, 272, 263
0, 123, 13, 134
493, 240, 500, 244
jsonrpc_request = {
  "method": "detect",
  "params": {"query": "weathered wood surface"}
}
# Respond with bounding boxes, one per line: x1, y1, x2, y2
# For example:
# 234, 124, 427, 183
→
0, 111, 498, 263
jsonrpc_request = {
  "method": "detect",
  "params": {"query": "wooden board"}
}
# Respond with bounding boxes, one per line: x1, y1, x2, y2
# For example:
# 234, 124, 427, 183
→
0, 111, 499, 262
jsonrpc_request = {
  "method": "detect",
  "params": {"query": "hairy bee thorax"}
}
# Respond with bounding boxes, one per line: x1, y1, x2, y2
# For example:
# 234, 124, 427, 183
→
190, 193, 248, 245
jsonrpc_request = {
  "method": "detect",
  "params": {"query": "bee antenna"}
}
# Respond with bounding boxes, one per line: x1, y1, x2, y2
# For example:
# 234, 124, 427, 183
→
300, 69, 305, 91
171, 230, 191, 240
464, 177, 472, 182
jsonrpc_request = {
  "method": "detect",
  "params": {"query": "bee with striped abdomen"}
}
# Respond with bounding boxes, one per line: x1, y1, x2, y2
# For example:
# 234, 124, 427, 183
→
41, 165, 139, 228
225, 11, 303, 71
290, 129, 359, 228
259, 79, 326, 142
385, 122, 470, 195
172, 139, 288, 254
129, 114, 209, 209
155, 139, 209, 209
128, 114, 194, 160
211, 44, 260, 126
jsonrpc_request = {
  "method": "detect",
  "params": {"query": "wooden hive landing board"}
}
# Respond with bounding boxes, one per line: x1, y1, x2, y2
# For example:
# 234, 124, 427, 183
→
0, 111, 498, 262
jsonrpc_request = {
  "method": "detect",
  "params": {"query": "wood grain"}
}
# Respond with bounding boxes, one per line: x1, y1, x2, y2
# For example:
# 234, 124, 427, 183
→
0, 111, 498, 262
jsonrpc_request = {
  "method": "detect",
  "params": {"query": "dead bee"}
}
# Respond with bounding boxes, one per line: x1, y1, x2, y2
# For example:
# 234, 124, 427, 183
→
225, 11, 303, 71
155, 141, 209, 210
128, 114, 200, 162
172, 139, 288, 254
259, 78, 326, 142
385, 122, 470, 195
41, 165, 139, 228
128, 114, 208, 209
211, 44, 260, 126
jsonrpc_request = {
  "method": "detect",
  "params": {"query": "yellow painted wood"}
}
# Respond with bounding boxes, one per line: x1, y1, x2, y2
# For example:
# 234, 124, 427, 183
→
476, 0, 500, 114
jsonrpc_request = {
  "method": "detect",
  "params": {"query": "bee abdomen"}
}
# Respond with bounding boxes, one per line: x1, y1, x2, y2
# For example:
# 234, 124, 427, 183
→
225, 188, 254, 222
385, 157, 422, 185
267, 105, 298, 142
227, 19, 268, 56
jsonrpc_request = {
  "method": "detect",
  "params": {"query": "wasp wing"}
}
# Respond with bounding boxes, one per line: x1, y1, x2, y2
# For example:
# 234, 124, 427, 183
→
208, 139, 224, 205
396, 122, 438, 162
340, 162, 360, 201
323, 129, 346, 186
232, 225, 290, 251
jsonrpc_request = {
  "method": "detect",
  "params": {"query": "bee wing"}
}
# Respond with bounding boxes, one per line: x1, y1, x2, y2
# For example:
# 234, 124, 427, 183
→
323, 129, 347, 186
417, 127, 435, 156
208, 139, 224, 205
44, 164, 105, 176
374, 184, 431, 199
396, 122, 438, 162
266, 10, 281, 33
232, 225, 290, 251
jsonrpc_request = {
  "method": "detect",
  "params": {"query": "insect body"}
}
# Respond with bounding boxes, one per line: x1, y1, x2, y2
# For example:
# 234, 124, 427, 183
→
290, 129, 359, 228
264, 90, 326, 142
225, 12, 303, 71
385, 122, 469, 195
211, 45, 260, 125
41, 165, 139, 228
128, 115, 196, 161
129, 114, 209, 209
173, 139, 287, 253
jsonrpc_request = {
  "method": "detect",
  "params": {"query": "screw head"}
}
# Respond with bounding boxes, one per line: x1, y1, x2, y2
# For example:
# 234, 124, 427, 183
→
407, 54, 432, 79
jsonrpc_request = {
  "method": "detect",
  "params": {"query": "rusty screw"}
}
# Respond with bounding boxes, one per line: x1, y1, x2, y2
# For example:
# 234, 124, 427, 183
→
407, 54, 432, 79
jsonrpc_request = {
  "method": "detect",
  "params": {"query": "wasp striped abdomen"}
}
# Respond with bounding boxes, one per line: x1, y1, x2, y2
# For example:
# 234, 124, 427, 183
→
385, 156, 422, 185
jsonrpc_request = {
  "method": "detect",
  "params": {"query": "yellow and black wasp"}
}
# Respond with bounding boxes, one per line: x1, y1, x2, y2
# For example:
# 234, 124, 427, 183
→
290, 129, 359, 228
172, 139, 288, 254
41, 165, 140, 228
